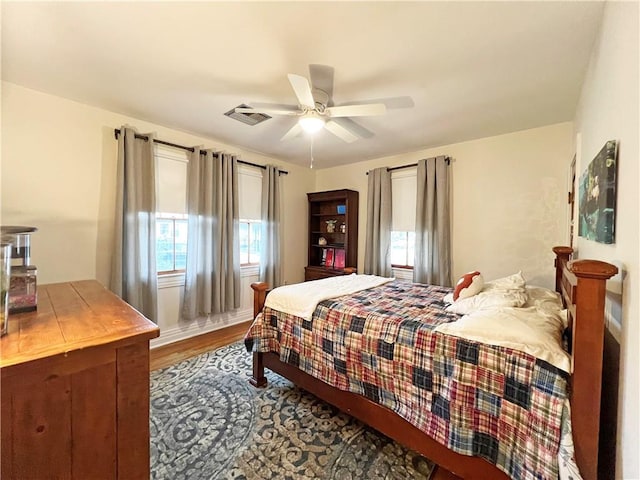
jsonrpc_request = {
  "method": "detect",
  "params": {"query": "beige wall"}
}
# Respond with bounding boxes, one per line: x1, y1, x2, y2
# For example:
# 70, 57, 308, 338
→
1, 82, 314, 287
573, 2, 639, 477
1, 82, 314, 342
314, 122, 573, 290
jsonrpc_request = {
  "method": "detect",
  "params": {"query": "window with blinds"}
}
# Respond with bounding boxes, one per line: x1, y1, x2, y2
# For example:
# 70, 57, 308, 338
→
156, 147, 188, 273
390, 168, 417, 268
238, 165, 263, 265
155, 148, 264, 273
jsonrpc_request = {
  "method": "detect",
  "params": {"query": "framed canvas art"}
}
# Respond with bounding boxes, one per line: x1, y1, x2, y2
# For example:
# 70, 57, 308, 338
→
578, 140, 618, 244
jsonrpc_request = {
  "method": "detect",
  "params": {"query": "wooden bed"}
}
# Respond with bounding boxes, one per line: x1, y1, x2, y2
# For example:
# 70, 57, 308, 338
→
249, 246, 616, 480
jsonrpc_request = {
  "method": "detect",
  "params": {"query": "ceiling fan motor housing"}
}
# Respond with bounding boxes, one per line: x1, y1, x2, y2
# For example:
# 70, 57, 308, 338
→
311, 88, 329, 112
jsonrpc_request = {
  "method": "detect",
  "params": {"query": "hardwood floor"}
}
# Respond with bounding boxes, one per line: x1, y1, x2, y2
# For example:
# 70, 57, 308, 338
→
150, 320, 252, 371
149, 320, 461, 480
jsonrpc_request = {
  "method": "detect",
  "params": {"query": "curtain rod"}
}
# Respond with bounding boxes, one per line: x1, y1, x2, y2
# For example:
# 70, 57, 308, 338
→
365, 157, 450, 175
113, 128, 288, 175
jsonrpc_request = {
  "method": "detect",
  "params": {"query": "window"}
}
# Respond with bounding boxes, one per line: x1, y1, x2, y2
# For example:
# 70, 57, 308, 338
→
390, 231, 415, 267
154, 148, 265, 273
155, 146, 188, 274
156, 213, 188, 272
391, 168, 417, 268
238, 165, 263, 266
239, 220, 261, 265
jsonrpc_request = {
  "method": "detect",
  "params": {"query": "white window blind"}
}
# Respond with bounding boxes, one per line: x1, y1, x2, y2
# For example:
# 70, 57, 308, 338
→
156, 146, 188, 214
238, 165, 263, 220
391, 168, 417, 231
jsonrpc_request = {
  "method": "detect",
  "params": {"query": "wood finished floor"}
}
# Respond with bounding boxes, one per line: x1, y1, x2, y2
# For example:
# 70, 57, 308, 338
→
150, 320, 252, 371
149, 321, 461, 480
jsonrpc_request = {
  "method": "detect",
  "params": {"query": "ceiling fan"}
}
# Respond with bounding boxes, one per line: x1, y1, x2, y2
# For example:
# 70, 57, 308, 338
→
235, 65, 387, 143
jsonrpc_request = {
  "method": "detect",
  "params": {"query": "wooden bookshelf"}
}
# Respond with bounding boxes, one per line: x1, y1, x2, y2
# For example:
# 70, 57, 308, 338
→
305, 189, 358, 281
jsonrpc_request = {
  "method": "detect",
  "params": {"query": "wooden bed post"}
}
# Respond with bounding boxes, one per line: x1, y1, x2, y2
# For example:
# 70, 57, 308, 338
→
251, 282, 269, 318
249, 282, 270, 388
552, 245, 573, 293
568, 259, 617, 480
553, 246, 617, 480
249, 352, 267, 388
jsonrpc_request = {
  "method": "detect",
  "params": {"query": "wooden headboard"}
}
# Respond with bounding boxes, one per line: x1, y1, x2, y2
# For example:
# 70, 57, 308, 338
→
552, 246, 617, 480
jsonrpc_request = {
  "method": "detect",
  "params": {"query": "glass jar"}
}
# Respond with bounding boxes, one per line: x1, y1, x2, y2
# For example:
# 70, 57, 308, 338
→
9, 265, 37, 314
0, 226, 37, 266
1, 243, 11, 336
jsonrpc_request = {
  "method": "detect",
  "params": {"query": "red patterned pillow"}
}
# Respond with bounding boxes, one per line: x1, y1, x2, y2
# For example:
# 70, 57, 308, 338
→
453, 271, 484, 301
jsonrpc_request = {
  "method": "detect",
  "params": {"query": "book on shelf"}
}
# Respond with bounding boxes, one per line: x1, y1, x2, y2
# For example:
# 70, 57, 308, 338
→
324, 248, 334, 267
321, 248, 327, 265
334, 249, 345, 269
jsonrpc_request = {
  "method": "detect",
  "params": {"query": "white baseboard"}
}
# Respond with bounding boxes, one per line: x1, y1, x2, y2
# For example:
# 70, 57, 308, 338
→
151, 307, 254, 349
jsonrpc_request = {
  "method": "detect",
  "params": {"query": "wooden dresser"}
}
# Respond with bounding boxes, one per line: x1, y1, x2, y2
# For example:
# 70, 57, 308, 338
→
0, 280, 159, 479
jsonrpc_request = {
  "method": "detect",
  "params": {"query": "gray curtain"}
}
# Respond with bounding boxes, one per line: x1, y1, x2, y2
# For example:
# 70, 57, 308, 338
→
111, 126, 158, 321
364, 167, 392, 276
413, 156, 451, 286
183, 150, 240, 319
260, 165, 282, 287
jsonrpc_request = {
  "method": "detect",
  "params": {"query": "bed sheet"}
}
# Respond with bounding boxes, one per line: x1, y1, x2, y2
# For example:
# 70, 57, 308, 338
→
245, 280, 570, 480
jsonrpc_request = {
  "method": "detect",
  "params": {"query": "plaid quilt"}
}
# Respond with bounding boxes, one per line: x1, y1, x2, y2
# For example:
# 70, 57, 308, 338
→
245, 281, 569, 480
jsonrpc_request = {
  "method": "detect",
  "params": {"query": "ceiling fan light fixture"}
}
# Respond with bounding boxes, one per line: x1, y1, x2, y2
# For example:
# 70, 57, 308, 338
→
298, 112, 325, 134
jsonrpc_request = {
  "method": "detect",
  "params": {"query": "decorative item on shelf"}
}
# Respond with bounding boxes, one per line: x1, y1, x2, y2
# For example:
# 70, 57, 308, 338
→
337, 205, 346, 214
318, 236, 327, 246
325, 220, 337, 233
324, 248, 335, 267
339, 223, 346, 233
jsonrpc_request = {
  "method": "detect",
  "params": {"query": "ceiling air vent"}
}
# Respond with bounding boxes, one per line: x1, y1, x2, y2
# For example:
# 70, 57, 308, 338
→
224, 104, 271, 126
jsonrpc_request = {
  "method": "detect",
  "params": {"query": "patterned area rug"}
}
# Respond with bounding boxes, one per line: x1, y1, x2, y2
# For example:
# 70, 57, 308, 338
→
150, 342, 435, 480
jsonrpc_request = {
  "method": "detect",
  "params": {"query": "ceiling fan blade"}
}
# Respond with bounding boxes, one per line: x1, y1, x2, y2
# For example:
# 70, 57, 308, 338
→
309, 64, 334, 101
325, 103, 387, 118
340, 96, 415, 109
331, 117, 374, 139
280, 122, 303, 141
325, 120, 360, 143
246, 102, 300, 110
235, 107, 299, 116
287, 74, 316, 109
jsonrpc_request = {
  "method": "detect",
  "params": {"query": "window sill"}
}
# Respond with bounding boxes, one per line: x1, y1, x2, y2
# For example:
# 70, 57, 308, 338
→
241, 264, 260, 277
158, 272, 185, 289
158, 265, 260, 289
392, 267, 413, 281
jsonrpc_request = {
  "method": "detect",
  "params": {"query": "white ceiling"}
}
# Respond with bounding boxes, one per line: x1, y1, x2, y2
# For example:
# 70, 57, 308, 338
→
1, 1, 604, 169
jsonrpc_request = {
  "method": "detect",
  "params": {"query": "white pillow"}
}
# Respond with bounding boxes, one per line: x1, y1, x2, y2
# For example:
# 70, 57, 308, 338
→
484, 271, 526, 291
445, 289, 528, 315
524, 285, 567, 327
444, 272, 528, 315
524, 285, 563, 310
